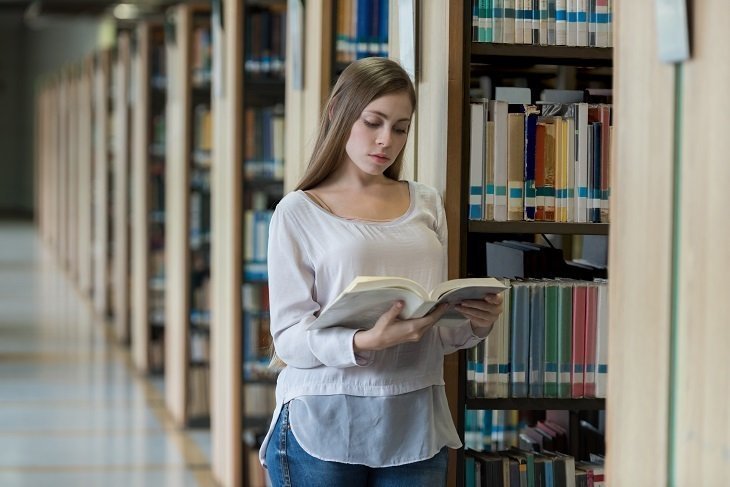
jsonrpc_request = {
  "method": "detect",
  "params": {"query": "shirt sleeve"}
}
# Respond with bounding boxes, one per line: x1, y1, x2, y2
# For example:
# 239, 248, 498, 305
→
268, 204, 371, 369
430, 190, 486, 355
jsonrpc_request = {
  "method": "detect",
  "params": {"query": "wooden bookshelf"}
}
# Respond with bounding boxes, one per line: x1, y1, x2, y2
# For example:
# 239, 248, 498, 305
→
445, 3, 614, 486
209, 0, 243, 484
112, 31, 132, 344
92, 49, 112, 319
466, 397, 605, 411
471, 43, 613, 66
468, 221, 609, 235
131, 21, 168, 375
164, 2, 213, 429
77, 57, 94, 298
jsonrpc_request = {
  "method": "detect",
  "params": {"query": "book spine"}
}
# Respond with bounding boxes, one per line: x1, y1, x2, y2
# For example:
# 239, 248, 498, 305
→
490, 101, 509, 221
571, 284, 587, 398
528, 283, 545, 398
523, 112, 538, 221
515, 0, 525, 44
493, 0, 504, 43
470, 102, 487, 220
567, 0, 578, 46
507, 113, 526, 221
523, 0, 534, 44
583, 284, 598, 397
556, 0, 567, 45
503, 0, 516, 44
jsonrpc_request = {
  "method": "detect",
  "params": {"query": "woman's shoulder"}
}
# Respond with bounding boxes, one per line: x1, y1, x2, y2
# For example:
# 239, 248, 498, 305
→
407, 180, 443, 206
274, 191, 308, 214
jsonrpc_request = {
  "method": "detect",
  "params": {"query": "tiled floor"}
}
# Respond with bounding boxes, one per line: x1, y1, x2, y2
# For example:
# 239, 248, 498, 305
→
0, 222, 216, 487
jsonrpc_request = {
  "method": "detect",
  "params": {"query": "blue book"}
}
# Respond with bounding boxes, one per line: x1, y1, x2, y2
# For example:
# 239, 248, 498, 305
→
590, 122, 602, 222
355, 0, 371, 59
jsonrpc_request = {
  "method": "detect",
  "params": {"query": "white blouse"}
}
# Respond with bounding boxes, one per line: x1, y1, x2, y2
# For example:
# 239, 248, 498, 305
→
259, 181, 484, 468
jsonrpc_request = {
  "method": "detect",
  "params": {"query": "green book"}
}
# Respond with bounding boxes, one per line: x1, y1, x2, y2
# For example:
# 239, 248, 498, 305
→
543, 284, 559, 397
556, 283, 574, 398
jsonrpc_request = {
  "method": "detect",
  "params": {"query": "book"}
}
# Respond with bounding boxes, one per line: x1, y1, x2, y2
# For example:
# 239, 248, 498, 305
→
307, 276, 508, 331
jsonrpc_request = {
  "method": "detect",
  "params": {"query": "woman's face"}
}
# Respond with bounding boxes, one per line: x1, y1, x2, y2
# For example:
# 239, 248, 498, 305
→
343, 92, 413, 177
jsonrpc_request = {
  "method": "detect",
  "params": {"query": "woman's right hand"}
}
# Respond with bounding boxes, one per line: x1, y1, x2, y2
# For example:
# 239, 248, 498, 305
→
353, 301, 450, 352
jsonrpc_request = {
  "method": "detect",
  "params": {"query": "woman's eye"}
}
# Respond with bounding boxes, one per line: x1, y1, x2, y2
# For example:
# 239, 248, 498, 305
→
363, 119, 379, 128
395, 127, 408, 135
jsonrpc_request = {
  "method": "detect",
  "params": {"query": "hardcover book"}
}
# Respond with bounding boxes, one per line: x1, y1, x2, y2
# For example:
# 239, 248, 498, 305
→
307, 276, 508, 331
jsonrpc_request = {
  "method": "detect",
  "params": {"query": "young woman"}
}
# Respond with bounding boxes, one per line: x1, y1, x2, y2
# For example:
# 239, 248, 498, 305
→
261, 57, 504, 486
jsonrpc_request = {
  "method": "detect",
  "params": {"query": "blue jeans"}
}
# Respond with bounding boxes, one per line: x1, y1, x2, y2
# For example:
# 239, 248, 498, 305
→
265, 402, 449, 487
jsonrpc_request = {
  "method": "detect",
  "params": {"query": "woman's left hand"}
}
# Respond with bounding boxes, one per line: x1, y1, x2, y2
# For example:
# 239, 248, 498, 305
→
455, 293, 504, 338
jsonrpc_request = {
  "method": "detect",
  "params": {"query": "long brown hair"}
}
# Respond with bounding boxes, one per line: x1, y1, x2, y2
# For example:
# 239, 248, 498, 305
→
295, 57, 417, 191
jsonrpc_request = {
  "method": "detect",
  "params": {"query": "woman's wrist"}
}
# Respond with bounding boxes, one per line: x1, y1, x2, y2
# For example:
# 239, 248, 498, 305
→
353, 329, 380, 352
469, 320, 494, 338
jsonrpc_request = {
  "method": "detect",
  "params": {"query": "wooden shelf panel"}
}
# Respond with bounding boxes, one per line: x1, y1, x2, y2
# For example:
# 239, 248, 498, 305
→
466, 397, 605, 410
468, 221, 609, 235
471, 43, 613, 67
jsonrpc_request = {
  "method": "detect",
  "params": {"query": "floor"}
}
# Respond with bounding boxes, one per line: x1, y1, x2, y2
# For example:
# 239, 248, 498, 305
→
0, 222, 217, 487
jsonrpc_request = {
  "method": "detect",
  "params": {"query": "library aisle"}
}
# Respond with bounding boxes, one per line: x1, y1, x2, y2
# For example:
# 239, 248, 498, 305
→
0, 222, 217, 487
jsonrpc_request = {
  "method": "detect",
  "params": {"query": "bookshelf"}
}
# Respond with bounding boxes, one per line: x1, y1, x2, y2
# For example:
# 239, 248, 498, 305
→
92, 49, 112, 319
77, 57, 94, 298
112, 31, 132, 344
164, 2, 213, 428
241, 1, 286, 484
445, 2, 613, 485
131, 21, 168, 375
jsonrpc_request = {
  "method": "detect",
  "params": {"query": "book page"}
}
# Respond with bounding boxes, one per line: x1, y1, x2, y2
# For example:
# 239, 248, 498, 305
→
430, 277, 508, 301
308, 289, 431, 331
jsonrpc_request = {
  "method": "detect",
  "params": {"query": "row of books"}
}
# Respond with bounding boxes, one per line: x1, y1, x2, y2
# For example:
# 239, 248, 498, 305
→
469, 99, 611, 223
189, 191, 211, 249
244, 105, 285, 180
242, 283, 272, 367
187, 365, 210, 419
467, 279, 608, 399
465, 409, 604, 454
466, 448, 605, 487
244, 209, 273, 281
192, 24, 212, 85
245, 6, 286, 77
335, 0, 389, 62
194, 104, 212, 158
471, 0, 613, 48
151, 114, 165, 150
190, 327, 210, 363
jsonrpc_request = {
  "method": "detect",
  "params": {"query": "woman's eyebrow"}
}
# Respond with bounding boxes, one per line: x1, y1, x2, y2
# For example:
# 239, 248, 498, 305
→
363, 110, 411, 123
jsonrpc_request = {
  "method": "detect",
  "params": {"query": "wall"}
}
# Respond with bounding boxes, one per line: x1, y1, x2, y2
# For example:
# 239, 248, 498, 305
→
0, 15, 27, 216
0, 12, 113, 216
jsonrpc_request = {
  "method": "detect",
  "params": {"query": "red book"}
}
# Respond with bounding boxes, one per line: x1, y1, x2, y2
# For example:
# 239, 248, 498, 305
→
583, 284, 598, 397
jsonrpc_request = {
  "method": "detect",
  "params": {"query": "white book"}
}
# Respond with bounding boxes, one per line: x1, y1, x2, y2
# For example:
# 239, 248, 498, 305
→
489, 100, 509, 221
499, 283, 511, 397
308, 276, 508, 331
539, 0, 549, 45
596, 0, 610, 47
556, 0, 567, 45
515, 0, 525, 44
503, 0, 516, 44
523, 0, 534, 44
485, 121, 496, 220
577, 0, 588, 46
566, 117, 576, 222
470, 102, 487, 220
567, 0, 578, 45
574, 103, 589, 223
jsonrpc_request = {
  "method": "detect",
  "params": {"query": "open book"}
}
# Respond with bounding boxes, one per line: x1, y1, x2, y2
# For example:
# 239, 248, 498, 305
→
307, 276, 509, 331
